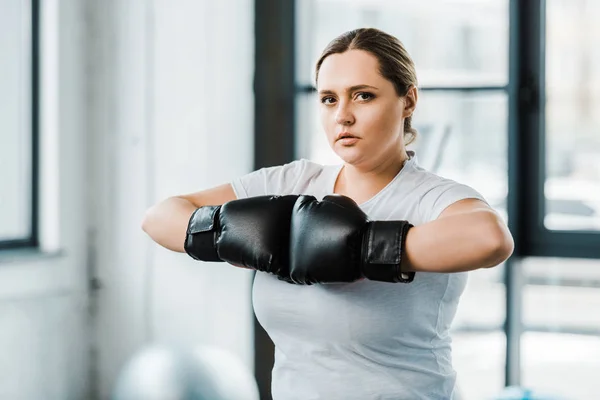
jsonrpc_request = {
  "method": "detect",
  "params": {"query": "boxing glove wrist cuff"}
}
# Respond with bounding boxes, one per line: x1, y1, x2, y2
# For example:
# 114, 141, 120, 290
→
184, 205, 222, 262
362, 220, 415, 283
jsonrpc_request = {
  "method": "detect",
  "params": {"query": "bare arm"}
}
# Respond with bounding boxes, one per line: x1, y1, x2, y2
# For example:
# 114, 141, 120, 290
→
141, 183, 237, 252
403, 198, 514, 273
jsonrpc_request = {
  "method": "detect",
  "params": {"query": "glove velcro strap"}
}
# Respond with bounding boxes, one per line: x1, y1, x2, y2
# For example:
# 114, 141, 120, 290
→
184, 206, 222, 262
362, 220, 414, 283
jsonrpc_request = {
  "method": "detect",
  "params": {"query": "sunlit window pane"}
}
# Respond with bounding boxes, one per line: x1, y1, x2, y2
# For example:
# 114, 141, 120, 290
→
522, 332, 600, 399
416, 91, 508, 400
545, 0, 600, 231
298, 0, 508, 87
521, 257, 600, 398
453, 332, 506, 400
523, 257, 600, 335
0, 0, 32, 242
413, 91, 508, 217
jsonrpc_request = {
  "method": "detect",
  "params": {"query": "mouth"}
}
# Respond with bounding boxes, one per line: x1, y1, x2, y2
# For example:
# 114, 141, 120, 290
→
336, 133, 360, 146
336, 132, 359, 141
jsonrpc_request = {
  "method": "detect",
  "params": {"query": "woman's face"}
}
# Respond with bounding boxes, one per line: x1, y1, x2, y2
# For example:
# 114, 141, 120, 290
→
317, 49, 416, 167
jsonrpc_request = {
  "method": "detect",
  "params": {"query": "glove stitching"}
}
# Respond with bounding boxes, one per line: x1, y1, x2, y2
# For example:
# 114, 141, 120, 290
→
213, 207, 223, 260
398, 222, 415, 283
395, 226, 401, 282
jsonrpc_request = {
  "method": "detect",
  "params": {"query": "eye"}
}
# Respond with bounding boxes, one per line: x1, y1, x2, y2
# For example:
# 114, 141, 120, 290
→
320, 96, 336, 105
355, 92, 374, 101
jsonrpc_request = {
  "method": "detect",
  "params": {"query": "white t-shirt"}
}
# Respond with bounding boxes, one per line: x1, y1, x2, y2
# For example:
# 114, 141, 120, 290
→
230, 151, 487, 400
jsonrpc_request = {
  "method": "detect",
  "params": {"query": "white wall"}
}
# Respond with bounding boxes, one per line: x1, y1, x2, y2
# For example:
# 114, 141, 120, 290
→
0, 0, 90, 399
86, 0, 255, 398
0, 0, 255, 399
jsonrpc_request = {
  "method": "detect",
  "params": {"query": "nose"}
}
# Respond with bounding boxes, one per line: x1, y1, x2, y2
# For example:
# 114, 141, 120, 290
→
335, 102, 354, 126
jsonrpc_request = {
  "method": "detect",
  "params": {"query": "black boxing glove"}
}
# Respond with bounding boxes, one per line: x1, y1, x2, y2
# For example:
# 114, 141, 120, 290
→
289, 194, 414, 284
184, 195, 298, 277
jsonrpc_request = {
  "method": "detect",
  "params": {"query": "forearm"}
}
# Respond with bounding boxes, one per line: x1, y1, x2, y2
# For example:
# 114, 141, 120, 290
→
403, 210, 514, 273
142, 197, 197, 253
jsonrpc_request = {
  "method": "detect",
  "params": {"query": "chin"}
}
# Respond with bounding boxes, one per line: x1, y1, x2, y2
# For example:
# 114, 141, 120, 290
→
332, 147, 364, 165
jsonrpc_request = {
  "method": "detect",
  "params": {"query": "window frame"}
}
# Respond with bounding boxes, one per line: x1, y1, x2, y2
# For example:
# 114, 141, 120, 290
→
509, 0, 600, 260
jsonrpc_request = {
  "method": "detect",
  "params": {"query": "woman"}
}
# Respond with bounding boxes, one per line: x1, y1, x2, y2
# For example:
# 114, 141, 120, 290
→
142, 28, 514, 399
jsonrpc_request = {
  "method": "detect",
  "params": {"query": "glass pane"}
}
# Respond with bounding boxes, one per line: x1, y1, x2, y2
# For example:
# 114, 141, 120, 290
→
523, 257, 600, 335
522, 332, 600, 399
414, 91, 508, 216
545, 0, 600, 231
0, 0, 32, 242
522, 257, 600, 399
294, 92, 340, 164
417, 91, 508, 400
453, 332, 506, 400
296, 0, 509, 87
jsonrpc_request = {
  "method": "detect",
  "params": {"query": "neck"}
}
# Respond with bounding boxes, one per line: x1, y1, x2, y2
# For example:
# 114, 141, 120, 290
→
334, 150, 410, 203
342, 150, 409, 185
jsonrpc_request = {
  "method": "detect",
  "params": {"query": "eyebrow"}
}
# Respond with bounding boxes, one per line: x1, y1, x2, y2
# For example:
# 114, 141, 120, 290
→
318, 84, 379, 96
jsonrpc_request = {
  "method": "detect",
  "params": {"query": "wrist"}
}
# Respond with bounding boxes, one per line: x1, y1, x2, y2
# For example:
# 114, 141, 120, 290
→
361, 220, 415, 283
184, 205, 222, 261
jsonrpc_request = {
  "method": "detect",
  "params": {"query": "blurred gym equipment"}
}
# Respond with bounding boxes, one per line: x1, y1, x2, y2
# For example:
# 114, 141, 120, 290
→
112, 344, 259, 400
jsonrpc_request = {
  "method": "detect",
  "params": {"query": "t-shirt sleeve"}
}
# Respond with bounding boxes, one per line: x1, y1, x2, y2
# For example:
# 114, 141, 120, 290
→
419, 179, 489, 222
230, 159, 308, 199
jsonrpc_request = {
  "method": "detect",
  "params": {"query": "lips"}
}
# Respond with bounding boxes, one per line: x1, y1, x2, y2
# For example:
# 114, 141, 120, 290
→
336, 132, 359, 141
336, 133, 360, 146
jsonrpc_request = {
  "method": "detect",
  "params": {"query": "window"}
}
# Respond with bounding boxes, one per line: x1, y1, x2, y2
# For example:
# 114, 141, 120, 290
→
544, 0, 600, 232
292, 0, 600, 398
521, 257, 600, 397
296, 2, 510, 398
0, 0, 38, 249
513, 5, 600, 396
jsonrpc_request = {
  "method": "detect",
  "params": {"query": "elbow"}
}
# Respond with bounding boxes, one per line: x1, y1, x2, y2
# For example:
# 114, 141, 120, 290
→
482, 216, 515, 268
478, 212, 515, 268
491, 233, 514, 267
141, 207, 156, 234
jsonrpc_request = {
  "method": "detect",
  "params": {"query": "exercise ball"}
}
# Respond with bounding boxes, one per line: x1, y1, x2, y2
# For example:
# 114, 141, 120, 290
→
112, 344, 259, 400
492, 386, 567, 400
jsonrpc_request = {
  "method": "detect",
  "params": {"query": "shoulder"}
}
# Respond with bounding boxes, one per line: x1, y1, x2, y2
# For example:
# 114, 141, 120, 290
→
264, 158, 329, 183
280, 158, 326, 174
241, 158, 326, 181
232, 158, 331, 198
403, 157, 488, 221
401, 155, 460, 193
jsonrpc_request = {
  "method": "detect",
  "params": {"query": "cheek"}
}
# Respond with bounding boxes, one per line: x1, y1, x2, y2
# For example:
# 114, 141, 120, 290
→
319, 108, 336, 137
361, 107, 402, 135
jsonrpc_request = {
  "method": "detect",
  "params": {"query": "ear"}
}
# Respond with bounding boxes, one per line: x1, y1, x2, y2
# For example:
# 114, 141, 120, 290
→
402, 86, 418, 118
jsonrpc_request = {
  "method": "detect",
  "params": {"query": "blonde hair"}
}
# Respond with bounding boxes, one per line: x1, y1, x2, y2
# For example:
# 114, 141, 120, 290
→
315, 28, 418, 145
